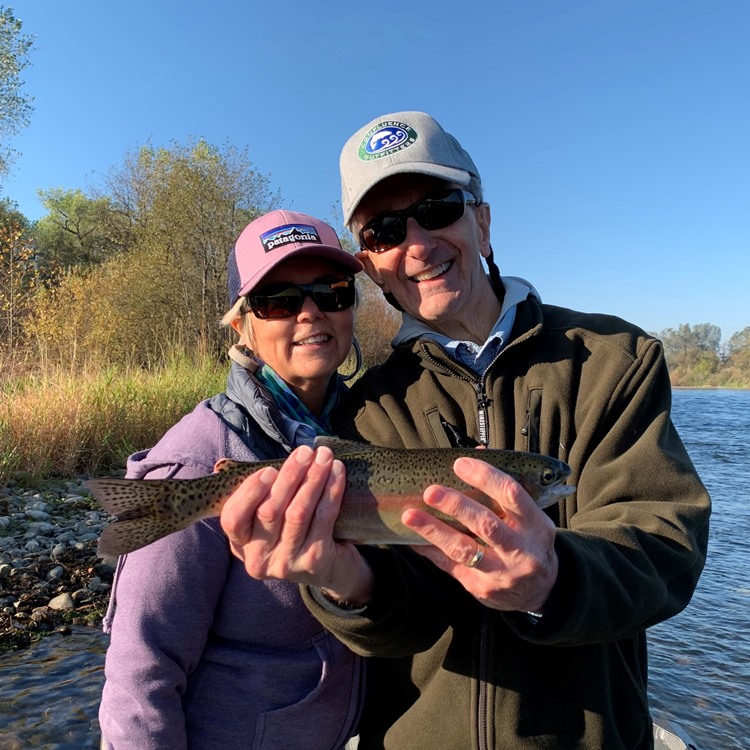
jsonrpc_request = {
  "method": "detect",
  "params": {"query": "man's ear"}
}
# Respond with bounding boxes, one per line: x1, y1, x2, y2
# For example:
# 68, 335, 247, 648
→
476, 202, 492, 259
355, 250, 390, 294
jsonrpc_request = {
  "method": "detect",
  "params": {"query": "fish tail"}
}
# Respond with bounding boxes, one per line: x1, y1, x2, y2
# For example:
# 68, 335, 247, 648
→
85, 477, 192, 558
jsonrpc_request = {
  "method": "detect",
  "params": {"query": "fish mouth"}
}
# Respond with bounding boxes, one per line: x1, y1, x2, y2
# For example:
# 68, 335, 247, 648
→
535, 483, 576, 510
410, 260, 453, 283
294, 333, 332, 346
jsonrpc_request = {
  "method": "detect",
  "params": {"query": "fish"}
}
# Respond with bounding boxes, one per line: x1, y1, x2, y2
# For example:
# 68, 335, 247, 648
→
85, 437, 576, 558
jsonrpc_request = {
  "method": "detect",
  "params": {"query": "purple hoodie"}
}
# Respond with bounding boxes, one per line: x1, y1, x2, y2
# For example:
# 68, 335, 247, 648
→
98, 360, 364, 749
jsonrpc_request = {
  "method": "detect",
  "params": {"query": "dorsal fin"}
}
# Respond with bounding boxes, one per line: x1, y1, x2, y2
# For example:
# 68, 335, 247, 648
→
313, 436, 379, 455
214, 458, 242, 473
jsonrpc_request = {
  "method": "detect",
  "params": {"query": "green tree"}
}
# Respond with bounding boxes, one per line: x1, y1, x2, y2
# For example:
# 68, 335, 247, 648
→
0, 196, 27, 230
30, 138, 281, 367
33, 189, 125, 275
726, 327, 750, 372
0, 7, 34, 184
659, 323, 721, 368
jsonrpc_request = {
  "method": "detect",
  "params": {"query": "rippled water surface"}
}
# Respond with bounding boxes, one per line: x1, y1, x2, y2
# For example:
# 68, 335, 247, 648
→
648, 389, 750, 749
0, 626, 106, 749
0, 389, 748, 748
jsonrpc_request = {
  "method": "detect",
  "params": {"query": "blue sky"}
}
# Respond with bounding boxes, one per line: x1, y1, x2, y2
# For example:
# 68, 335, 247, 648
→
4, 0, 749, 341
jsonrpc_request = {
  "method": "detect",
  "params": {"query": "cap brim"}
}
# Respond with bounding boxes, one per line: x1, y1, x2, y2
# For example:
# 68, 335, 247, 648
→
237, 245, 363, 298
344, 163, 471, 225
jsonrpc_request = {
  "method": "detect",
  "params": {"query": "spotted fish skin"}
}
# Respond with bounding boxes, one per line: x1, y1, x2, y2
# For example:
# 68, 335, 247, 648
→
86, 437, 575, 558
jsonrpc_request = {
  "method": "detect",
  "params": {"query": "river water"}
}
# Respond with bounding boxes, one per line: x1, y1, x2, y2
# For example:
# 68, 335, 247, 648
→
647, 389, 750, 748
0, 389, 748, 749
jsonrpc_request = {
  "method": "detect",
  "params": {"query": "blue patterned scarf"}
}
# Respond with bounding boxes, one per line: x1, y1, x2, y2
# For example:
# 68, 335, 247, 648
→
256, 365, 336, 436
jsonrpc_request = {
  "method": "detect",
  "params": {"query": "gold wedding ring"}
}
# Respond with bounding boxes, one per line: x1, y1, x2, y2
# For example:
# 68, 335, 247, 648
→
465, 544, 485, 569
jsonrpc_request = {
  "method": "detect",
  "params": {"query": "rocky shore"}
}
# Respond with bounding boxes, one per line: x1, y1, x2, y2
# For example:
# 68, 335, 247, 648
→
0, 480, 114, 652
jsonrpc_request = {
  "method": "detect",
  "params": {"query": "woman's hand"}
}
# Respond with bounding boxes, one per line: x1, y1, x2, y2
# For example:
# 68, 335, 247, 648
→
220, 445, 374, 606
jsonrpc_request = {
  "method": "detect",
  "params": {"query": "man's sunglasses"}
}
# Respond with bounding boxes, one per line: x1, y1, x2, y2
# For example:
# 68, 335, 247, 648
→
245, 276, 356, 319
359, 188, 477, 253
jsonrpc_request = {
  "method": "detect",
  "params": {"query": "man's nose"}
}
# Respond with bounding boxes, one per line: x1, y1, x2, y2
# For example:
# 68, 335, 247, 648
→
402, 217, 437, 257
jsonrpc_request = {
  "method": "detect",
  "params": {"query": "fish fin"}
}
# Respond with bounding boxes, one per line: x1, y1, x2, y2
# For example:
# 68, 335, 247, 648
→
84, 477, 174, 519
85, 477, 189, 558
96, 517, 183, 558
214, 458, 243, 473
314, 436, 379, 454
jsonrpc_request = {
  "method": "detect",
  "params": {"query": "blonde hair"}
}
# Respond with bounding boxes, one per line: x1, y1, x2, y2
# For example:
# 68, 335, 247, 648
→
221, 298, 255, 348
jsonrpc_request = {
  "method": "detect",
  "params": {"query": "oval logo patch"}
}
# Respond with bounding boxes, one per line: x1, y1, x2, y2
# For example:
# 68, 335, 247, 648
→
358, 121, 417, 161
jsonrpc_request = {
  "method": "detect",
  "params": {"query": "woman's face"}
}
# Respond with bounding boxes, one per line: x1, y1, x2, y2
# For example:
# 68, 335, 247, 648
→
239, 258, 355, 409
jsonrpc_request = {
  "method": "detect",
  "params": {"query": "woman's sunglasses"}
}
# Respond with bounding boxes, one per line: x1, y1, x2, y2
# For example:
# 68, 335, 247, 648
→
359, 188, 477, 253
245, 276, 356, 319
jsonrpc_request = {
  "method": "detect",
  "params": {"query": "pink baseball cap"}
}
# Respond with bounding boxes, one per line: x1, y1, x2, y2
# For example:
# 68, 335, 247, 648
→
227, 210, 363, 304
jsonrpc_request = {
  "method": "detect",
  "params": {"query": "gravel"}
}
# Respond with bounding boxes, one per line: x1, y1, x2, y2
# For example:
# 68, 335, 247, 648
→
0, 480, 115, 651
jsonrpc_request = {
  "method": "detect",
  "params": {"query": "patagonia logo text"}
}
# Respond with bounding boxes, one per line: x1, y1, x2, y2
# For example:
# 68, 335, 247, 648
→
261, 224, 322, 253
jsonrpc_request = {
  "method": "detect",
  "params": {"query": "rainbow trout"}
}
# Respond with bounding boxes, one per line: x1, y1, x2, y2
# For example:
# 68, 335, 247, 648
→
86, 437, 575, 558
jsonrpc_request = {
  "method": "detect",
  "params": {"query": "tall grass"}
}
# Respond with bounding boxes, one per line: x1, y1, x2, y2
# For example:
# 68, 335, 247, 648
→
0, 354, 227, 483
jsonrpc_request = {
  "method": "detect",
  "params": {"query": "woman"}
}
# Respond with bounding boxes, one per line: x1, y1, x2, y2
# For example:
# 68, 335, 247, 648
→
98, 210, 365, 750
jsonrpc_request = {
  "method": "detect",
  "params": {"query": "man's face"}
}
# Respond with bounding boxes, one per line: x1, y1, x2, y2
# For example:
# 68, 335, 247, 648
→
351, 175, 492, 334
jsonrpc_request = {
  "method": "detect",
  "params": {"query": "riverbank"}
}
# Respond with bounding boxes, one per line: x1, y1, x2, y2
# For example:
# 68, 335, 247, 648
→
0, 480, 112, 652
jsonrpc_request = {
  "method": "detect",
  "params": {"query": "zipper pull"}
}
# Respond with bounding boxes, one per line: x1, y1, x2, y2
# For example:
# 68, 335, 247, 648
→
475, 386, 491, 446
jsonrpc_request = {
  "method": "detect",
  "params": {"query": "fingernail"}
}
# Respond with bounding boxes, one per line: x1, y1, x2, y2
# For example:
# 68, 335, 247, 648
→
295, 445, 314, 464
258, 466, 277, 485
315, 446, 333, 465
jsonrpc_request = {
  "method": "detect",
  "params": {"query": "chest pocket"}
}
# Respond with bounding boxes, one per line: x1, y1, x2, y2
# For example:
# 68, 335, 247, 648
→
521, 387, 542, 454
425, 408, 479, 449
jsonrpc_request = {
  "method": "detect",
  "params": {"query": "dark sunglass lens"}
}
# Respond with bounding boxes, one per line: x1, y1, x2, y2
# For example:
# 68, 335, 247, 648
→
250, 287, 303, 319
373, 216, 406, 251
361, 190, 468, 252
312, 279, 355, 311
416, 191, 465, 230
250, 279, 354, 318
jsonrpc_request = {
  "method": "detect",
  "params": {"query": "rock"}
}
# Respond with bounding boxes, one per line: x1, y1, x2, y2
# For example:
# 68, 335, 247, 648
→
0, 479, 112, 652
47, 565, 65, 581
48, 592, 76, 611
25, 509, 52, 522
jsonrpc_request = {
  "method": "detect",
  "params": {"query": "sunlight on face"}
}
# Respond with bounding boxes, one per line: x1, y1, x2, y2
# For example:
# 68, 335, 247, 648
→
352, 175, 495, 341
247, 258, 355, 411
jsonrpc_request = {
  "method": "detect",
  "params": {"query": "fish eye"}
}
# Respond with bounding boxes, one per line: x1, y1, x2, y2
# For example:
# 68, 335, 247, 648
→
541, 468, 557, 485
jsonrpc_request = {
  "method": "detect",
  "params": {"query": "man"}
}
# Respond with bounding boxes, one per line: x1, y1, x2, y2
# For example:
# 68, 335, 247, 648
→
221, 111, 710, 749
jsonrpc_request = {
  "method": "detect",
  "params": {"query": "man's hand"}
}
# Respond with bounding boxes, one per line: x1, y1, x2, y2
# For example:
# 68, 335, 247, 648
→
402, 455, 558, 614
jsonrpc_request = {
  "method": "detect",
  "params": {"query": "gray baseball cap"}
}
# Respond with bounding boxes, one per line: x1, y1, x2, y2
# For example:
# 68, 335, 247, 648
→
340, 111, 481, 225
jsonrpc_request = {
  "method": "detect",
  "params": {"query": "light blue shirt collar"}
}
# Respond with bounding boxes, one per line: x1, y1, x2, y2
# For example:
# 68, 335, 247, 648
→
392, 276, 541, 375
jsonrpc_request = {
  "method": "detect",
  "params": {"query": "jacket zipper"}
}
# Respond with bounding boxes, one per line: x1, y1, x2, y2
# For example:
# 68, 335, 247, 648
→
478, 612, 490, 750
420, 344, 498, 446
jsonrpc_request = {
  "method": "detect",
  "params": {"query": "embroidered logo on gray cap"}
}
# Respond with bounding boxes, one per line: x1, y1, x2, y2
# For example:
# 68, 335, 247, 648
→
260, 224, 322, 253
358, 120, 417, 161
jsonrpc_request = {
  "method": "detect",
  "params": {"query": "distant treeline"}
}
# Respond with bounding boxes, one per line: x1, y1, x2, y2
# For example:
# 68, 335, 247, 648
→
653, 324, 750, 388
0, 137, 746, 390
